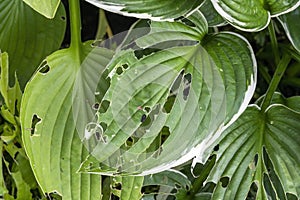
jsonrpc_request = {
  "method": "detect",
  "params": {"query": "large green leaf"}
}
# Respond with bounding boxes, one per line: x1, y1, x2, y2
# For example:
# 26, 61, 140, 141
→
0, 0, 66, 88
1, 51, 42, 199
20, 43, 114, 199
85, 0, 204, 20
79, 11, 256, 176
23, 0, 60, 19
211, 0, 300, 31
206, 94, 300, 199
278, 6, 300, 52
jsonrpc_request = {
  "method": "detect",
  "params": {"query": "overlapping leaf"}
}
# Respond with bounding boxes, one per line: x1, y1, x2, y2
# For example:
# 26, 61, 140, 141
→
0, 0, 66, 88
278, 6, 300, 52
20, 43, 114, 199
211, 0, 300, 31
206, 94, 300, 199
199, 0, 226, 27
111, 176, 144, 200
79, 11, 256, 176
23, 0, 61, 19
143, 169, 191, 199
85, 0, 204, 21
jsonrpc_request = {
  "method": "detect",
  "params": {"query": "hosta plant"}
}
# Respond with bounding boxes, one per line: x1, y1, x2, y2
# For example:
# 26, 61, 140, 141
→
0, 0, 300, 199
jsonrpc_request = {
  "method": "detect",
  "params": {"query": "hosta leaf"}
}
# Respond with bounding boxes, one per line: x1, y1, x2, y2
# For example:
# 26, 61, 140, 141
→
111, 176, 144, 200
211, 0, 300, 31
20, 43, 114, 199
23, 0, 60, 19
143, 169, 191, 199
278, 6, 300, 52
199, 0, 226, 27
85, 0, 204, 21
0, 0, 66, 88
79, 12, 256, 176
207, 95, 300, 199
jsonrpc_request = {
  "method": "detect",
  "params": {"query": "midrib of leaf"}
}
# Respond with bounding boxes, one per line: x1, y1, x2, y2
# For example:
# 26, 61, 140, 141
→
255, 113, 267, 200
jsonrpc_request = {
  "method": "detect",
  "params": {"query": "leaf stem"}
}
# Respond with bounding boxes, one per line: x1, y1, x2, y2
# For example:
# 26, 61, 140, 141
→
188, 157, 216, 198
261, 53, 291, 111
96, 9, 113, 40
268, 20, 280, 66
69, 0, 82, 51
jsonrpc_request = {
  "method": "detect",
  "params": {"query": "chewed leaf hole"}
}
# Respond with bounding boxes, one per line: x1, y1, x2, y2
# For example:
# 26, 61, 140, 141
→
47, 191, 62, 200
99, 100, 110, 113
112, 182, 122, 190
183, 73, 191, 100
163, 96, 176, 113
92, 102, 100, 110
254, 154, 258, 166
122, 64, 129, 69
161, 126, 170, 144
116, 66, 124, 75
30, 114, 41, 136
39, 62, 50, 74
213, 144, 219, 151
220, 177, 229, 188
140, 114, 147, 123
144, 106, 151, 113
247, 182, 258, 198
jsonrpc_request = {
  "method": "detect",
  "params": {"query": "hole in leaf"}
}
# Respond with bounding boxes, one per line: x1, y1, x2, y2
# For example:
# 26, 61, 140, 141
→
99, 100, 110, 113
163, 96, 175, 113
100, 122, 107, 132
116, 67, 123, 75
14, 142, 21, 148
220, 177, 229, 188
140, 114, 147, 123
144, 106, 151, 113
254, 154, 258, 167
142, 185, 160, 195
126, 137, 134, 147
112, 182, 122, 190
47, 191, 62, 200
183, 73, 191, 100
92, 102, 100, 110
39, 64, 50, 74
247, 182, 258, 198
141, 114, 151, 127
213, 144, 219, 151
31, 114, 41, 136
287, 193, 298, 200
61, 16, 66, 21
122, 64, 128, 69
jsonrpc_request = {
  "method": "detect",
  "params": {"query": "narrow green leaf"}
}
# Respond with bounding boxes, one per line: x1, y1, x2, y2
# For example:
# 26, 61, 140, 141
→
23, 0, 60, 19
207, 94, 300, 199
79, 12, 256, 175
0, 52, 22, 117
211, 0, 300, 31
0, 0, 66, 88
20, 43, 114, 199
85, 0, 204, 20
278, 6, 300, 52
0, 141, 8, 197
